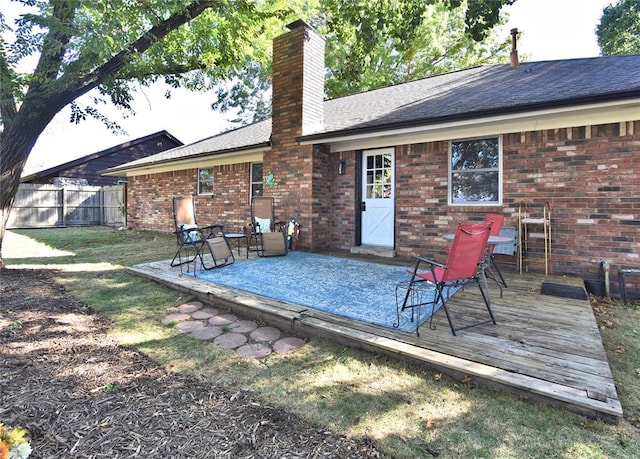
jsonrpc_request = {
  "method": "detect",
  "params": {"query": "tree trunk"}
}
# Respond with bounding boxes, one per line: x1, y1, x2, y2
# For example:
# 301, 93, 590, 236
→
0, 114, 52, 267
0, 1, 220, 267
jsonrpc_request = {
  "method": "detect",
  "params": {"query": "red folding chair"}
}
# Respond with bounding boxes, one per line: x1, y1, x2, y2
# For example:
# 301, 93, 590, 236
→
484, 213, 507, 291
397, 222, 496, 336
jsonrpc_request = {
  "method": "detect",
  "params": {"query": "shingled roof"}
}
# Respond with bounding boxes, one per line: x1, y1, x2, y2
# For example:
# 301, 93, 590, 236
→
24, 130, 183, 184
108, 119, 272, 171
313, 54, 640, 139
105, 54, 640, 174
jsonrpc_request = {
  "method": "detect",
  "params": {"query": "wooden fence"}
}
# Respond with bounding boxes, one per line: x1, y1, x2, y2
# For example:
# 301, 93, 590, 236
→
7, 184, 126, 228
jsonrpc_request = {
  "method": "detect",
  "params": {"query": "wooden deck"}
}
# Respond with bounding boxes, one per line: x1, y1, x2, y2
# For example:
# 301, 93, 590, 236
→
128, 254, 622, 422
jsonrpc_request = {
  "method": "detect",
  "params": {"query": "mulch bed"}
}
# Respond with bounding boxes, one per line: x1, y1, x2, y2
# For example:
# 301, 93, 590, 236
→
0, 268, 388, 458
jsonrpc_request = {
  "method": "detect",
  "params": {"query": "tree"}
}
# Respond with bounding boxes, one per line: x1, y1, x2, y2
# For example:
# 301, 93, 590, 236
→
597, 0, 640, 55
0, 0, 514, 266
0, 0, 292, 266
213, 0, 515, 123
321, 0, 514, 98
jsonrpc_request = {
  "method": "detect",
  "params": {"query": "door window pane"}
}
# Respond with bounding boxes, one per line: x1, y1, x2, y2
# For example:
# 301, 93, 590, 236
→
365, 153, 393, 199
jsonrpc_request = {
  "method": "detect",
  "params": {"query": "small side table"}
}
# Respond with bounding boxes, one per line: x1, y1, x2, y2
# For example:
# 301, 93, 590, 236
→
225, 233, 246, 256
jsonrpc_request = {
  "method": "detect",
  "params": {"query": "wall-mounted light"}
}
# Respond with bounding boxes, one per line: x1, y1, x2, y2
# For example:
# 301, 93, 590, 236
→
338, 159, 345, 175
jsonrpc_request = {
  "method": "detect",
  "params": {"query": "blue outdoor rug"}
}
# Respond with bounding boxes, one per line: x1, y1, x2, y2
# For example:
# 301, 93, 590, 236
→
192, 252, 459, 333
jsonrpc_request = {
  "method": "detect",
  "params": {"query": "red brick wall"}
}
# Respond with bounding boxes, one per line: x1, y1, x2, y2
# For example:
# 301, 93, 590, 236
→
127, 120, 639, 288
329, 151, 358, 250
127, 164, 252, 234
265, 22, 327, 251
392, 121, 640, 286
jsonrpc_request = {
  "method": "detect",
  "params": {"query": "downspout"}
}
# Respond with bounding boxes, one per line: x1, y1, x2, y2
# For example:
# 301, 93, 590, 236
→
601, 260, 611, 298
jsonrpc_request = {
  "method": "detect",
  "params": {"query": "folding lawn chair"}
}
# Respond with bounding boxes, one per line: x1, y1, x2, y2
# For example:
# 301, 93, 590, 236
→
246, 196, 287, 257
170, 196, 234, 275
396, 222, 496, 336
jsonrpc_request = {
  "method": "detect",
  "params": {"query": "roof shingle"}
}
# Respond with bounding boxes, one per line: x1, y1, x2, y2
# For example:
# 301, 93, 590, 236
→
106, 54, 640, 173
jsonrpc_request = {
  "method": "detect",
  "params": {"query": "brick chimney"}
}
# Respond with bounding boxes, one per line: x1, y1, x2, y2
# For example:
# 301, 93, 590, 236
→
272, 19, 325, 136
266, 20, 330, 251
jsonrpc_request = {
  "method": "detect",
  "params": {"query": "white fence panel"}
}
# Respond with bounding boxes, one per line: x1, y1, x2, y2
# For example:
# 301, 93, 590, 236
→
103, 185, 127, 226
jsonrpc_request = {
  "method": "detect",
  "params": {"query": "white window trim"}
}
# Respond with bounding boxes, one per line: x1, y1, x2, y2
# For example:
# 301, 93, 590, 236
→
197, 167, 215, 195
447, 135, 503, 206
250, 162, 263, 203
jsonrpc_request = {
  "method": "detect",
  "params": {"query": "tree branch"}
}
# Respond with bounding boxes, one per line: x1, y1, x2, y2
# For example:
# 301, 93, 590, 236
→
116, 62, 213, 81
32, 0, 76, 82
19, 0, 219, 133
67, 0, 217, 97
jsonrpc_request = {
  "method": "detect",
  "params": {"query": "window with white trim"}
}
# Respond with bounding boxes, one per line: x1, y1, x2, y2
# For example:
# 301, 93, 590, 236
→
198, 168, 214, 195
449, 136, 501, 205
250, 162, 263, 201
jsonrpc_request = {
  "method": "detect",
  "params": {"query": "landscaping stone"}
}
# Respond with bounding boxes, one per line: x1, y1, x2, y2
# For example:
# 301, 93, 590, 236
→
237, 343, 272, 359
178, 301, 203, 313
197, 306, 220, 316
164, 301, 304, 358
209, 313, 237, 326
161, 313, 191, 324
273, 337, 305, 354
229, 319, 258, 333
176, 320, 205, 333
213, 332, 248, 349
190, 326, 224, 340
251, 326, 281, 343
192, 308, 218, 320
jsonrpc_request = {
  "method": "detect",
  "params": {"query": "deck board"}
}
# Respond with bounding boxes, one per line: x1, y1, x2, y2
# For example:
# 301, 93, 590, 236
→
128, 257, 622, 422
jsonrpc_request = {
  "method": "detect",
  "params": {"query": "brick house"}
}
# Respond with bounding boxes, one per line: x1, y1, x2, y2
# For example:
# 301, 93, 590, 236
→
104, 21, 640, 294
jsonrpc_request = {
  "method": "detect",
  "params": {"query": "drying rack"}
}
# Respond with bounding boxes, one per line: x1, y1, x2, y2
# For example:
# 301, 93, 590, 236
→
518, 202, 552, 276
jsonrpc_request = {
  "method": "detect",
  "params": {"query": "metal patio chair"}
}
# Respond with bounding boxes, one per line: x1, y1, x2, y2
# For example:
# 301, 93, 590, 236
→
397, 222, 496, 336
484, 212, 507, 290
170, 196, 234, 275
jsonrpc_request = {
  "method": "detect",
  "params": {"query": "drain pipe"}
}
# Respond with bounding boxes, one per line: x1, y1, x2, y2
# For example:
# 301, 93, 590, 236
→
601, 260, 611, 298
510, 28, 519, 68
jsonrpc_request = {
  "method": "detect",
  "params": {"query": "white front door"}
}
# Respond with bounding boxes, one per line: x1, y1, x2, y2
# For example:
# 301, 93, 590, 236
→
361, 148, 395, 247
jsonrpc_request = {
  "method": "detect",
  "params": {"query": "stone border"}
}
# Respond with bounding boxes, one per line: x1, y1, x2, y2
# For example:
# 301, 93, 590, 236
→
162, 301, 305, 358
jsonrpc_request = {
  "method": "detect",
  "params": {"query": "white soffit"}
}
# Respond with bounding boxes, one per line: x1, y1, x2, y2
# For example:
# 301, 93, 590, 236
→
306, 99, 640, 152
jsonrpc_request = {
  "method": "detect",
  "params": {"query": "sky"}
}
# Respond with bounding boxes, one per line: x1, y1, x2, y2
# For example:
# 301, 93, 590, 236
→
4, 0, 614, 174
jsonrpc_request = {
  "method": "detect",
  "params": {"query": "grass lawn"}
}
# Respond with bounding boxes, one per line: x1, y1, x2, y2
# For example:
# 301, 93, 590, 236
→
3, 227, 639, 458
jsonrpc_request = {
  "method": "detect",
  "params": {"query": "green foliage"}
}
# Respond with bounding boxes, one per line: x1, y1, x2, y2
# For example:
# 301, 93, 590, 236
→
597, 0, 640, 55
0, 1, 296, 254
322, 0, 513, 98
8, 319, 24, 331
211, 60, 273, 124
214, 0, 515, 123
2, 0, 292, 124
102, 382, 121, 392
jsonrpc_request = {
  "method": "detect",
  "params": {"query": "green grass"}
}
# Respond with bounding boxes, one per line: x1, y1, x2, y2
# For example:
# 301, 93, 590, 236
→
3, 227, 639, 458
